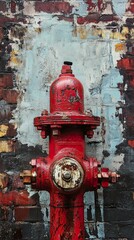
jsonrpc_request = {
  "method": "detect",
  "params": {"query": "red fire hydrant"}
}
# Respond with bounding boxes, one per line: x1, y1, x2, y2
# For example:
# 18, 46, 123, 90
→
20, 62, 120, 240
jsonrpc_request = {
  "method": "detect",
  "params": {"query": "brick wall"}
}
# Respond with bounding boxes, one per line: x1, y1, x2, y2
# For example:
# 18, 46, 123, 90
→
0, 1, 134, 239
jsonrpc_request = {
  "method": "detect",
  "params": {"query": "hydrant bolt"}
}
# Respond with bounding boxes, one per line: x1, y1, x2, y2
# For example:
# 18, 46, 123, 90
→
62, 172, 72, 182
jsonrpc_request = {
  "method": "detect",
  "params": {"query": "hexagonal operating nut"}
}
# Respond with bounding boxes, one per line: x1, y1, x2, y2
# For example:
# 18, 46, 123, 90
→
52, 157, 84, 191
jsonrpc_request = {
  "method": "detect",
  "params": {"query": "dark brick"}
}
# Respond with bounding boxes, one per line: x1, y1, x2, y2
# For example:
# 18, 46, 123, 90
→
15, 206, 43, 222
0, 143, 45, 171
104, 190, 134, 209
99, 14, 119, 22
0, 27, 3, 40
35, 1, 73, 14
12, 222, 50, 240
0, 207, 11, 221
105, 222, 119, 239
6, 123, 17, 137
0, 222, 23, 240
104, 207, 134, 222
11, 0, 16, 13
118, 221, 134, 239
0, 74, 13, 88
0, 2, 7, 12
0, 222, 49, 240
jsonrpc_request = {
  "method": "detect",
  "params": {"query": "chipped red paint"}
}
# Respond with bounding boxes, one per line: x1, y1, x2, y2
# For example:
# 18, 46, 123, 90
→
77, 1, 119, 24
86, 0, 103, 12
128, 140, 134, 148
35, 2, 73, 14
87, 0, 96, 11
50, 193, 84, 239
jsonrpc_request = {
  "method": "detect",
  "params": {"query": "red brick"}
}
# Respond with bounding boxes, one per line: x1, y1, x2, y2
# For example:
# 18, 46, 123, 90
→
15, 206, 43, 222
117, 57, 134, 71
0, 190, 36, 206
11, 0, 16, 13
0, 89, 19, 104
35, 2, 73, 14
0, 74, 13, 88
7, 123, 17, 137
128, 140, 134, 148
0, 2, 7, 12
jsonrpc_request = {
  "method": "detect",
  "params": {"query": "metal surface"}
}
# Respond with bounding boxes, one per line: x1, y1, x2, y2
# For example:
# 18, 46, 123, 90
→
52, 157, 84, 191
20, 62, 120, 239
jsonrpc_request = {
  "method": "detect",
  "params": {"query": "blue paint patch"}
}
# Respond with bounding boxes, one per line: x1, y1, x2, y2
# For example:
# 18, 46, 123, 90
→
112, 0, 128, 17
72, 0, 88, 16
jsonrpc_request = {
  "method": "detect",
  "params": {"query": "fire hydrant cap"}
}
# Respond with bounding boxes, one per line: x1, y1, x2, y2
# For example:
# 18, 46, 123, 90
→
52, 157, 84, 192
64, 61, 72, 66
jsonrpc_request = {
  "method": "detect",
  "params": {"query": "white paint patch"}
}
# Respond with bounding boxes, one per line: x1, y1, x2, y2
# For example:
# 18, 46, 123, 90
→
23, 1, 36, 16
101, 2, 113, 15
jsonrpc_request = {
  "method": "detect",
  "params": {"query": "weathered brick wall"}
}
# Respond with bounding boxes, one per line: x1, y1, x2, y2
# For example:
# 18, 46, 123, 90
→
0, 1, 133, 239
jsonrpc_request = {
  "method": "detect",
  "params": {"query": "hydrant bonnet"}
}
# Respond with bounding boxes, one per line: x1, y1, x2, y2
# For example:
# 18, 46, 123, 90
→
50, 62, 84, 113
